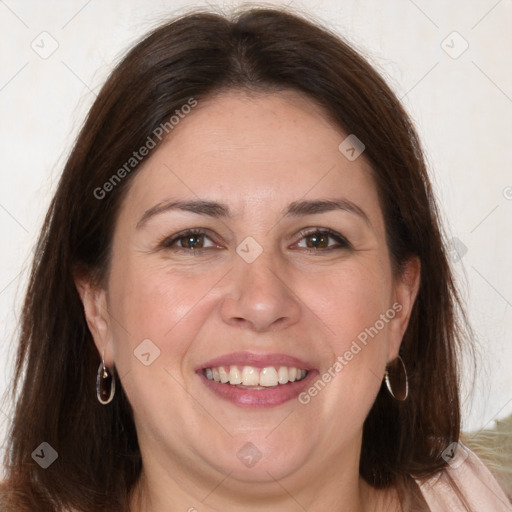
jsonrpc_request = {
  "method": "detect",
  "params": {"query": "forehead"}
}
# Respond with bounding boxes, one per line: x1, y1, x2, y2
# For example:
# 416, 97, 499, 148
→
119, 90, 380, 222
163, 89, 346, 165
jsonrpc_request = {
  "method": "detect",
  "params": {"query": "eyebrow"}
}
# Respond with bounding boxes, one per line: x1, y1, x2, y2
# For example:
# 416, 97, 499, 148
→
136, 200, 230, 229
136, 198, 370, 229
284, 199, 370, 225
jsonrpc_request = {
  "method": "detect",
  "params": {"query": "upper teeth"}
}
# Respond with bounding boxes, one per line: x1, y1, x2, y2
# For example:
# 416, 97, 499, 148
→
204, 365, 308, 387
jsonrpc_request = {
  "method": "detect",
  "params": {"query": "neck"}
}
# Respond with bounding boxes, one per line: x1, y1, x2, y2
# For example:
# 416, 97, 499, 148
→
128, 443, 398, 512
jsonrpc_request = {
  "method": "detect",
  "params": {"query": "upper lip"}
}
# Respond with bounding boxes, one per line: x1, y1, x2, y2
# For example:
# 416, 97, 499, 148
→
197, 351, 315, 371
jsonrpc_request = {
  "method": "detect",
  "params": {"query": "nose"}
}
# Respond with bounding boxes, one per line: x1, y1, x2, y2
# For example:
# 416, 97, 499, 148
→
219, 251, 301, 333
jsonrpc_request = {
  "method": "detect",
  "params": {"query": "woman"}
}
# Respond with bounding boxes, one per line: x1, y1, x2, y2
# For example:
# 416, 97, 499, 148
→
1, 6, 510, 512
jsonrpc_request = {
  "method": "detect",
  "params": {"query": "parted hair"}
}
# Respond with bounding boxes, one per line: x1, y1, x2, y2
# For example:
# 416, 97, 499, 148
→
1, 6, 473, 511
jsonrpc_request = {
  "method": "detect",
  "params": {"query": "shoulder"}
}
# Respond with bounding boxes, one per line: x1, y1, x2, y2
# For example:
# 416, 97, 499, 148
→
416, 442, 512, 512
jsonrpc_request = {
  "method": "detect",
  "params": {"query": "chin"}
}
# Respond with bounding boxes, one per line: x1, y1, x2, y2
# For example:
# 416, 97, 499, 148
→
207, 433, 312, 484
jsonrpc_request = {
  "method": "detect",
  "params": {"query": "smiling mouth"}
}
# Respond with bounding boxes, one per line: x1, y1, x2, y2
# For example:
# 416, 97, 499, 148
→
203, 365, 309, 388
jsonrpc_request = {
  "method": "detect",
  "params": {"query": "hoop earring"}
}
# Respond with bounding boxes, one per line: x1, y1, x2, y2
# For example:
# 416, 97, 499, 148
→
385, 355, 408, 401
96, 351, 115, 405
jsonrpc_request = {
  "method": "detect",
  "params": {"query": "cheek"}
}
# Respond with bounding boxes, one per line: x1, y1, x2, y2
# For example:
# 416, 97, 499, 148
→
304, 261, 393, 347
105, 262, 222, 434
107, 260, 220, 356
106, 253, 242, 403
296, 264, 392, 425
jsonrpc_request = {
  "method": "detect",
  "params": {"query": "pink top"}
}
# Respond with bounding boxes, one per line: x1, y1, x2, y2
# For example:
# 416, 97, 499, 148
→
416, 442, 512, 511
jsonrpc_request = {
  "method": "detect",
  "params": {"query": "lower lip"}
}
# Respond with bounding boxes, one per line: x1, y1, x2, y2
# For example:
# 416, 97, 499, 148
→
197, 370, 318, 408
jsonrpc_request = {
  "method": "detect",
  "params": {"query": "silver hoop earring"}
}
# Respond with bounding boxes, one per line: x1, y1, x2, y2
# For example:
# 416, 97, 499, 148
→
385, 355, 408, 401
96, 351, 115, 405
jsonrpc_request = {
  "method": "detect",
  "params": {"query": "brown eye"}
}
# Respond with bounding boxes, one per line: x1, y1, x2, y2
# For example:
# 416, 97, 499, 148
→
305, 232, 330, 249
296, 229, 351, 251
159, 229, 220, 252
179, 233, 205, 249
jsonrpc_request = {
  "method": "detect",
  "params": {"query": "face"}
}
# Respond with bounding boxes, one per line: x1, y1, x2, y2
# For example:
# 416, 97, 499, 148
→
78, 90, 419, 498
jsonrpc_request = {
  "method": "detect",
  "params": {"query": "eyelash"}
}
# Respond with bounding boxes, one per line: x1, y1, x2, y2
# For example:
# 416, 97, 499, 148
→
158, 228, 219, 255
158, 227, 352, 254
295, 228, 352, 252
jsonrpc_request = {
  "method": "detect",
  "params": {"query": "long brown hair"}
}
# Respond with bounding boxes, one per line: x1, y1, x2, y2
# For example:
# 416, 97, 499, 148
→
1, 6, 472, 511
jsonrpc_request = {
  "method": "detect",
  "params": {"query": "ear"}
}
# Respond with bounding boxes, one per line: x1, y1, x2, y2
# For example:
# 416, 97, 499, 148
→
74, 272, 115, 366
387, 256, 421, 361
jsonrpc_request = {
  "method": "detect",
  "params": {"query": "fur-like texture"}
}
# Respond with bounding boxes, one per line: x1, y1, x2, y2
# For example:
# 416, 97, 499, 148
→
462, 413, 512, 503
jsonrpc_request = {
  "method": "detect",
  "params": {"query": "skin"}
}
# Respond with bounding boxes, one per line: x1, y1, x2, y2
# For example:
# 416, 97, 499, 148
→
76, 90, 420, 511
